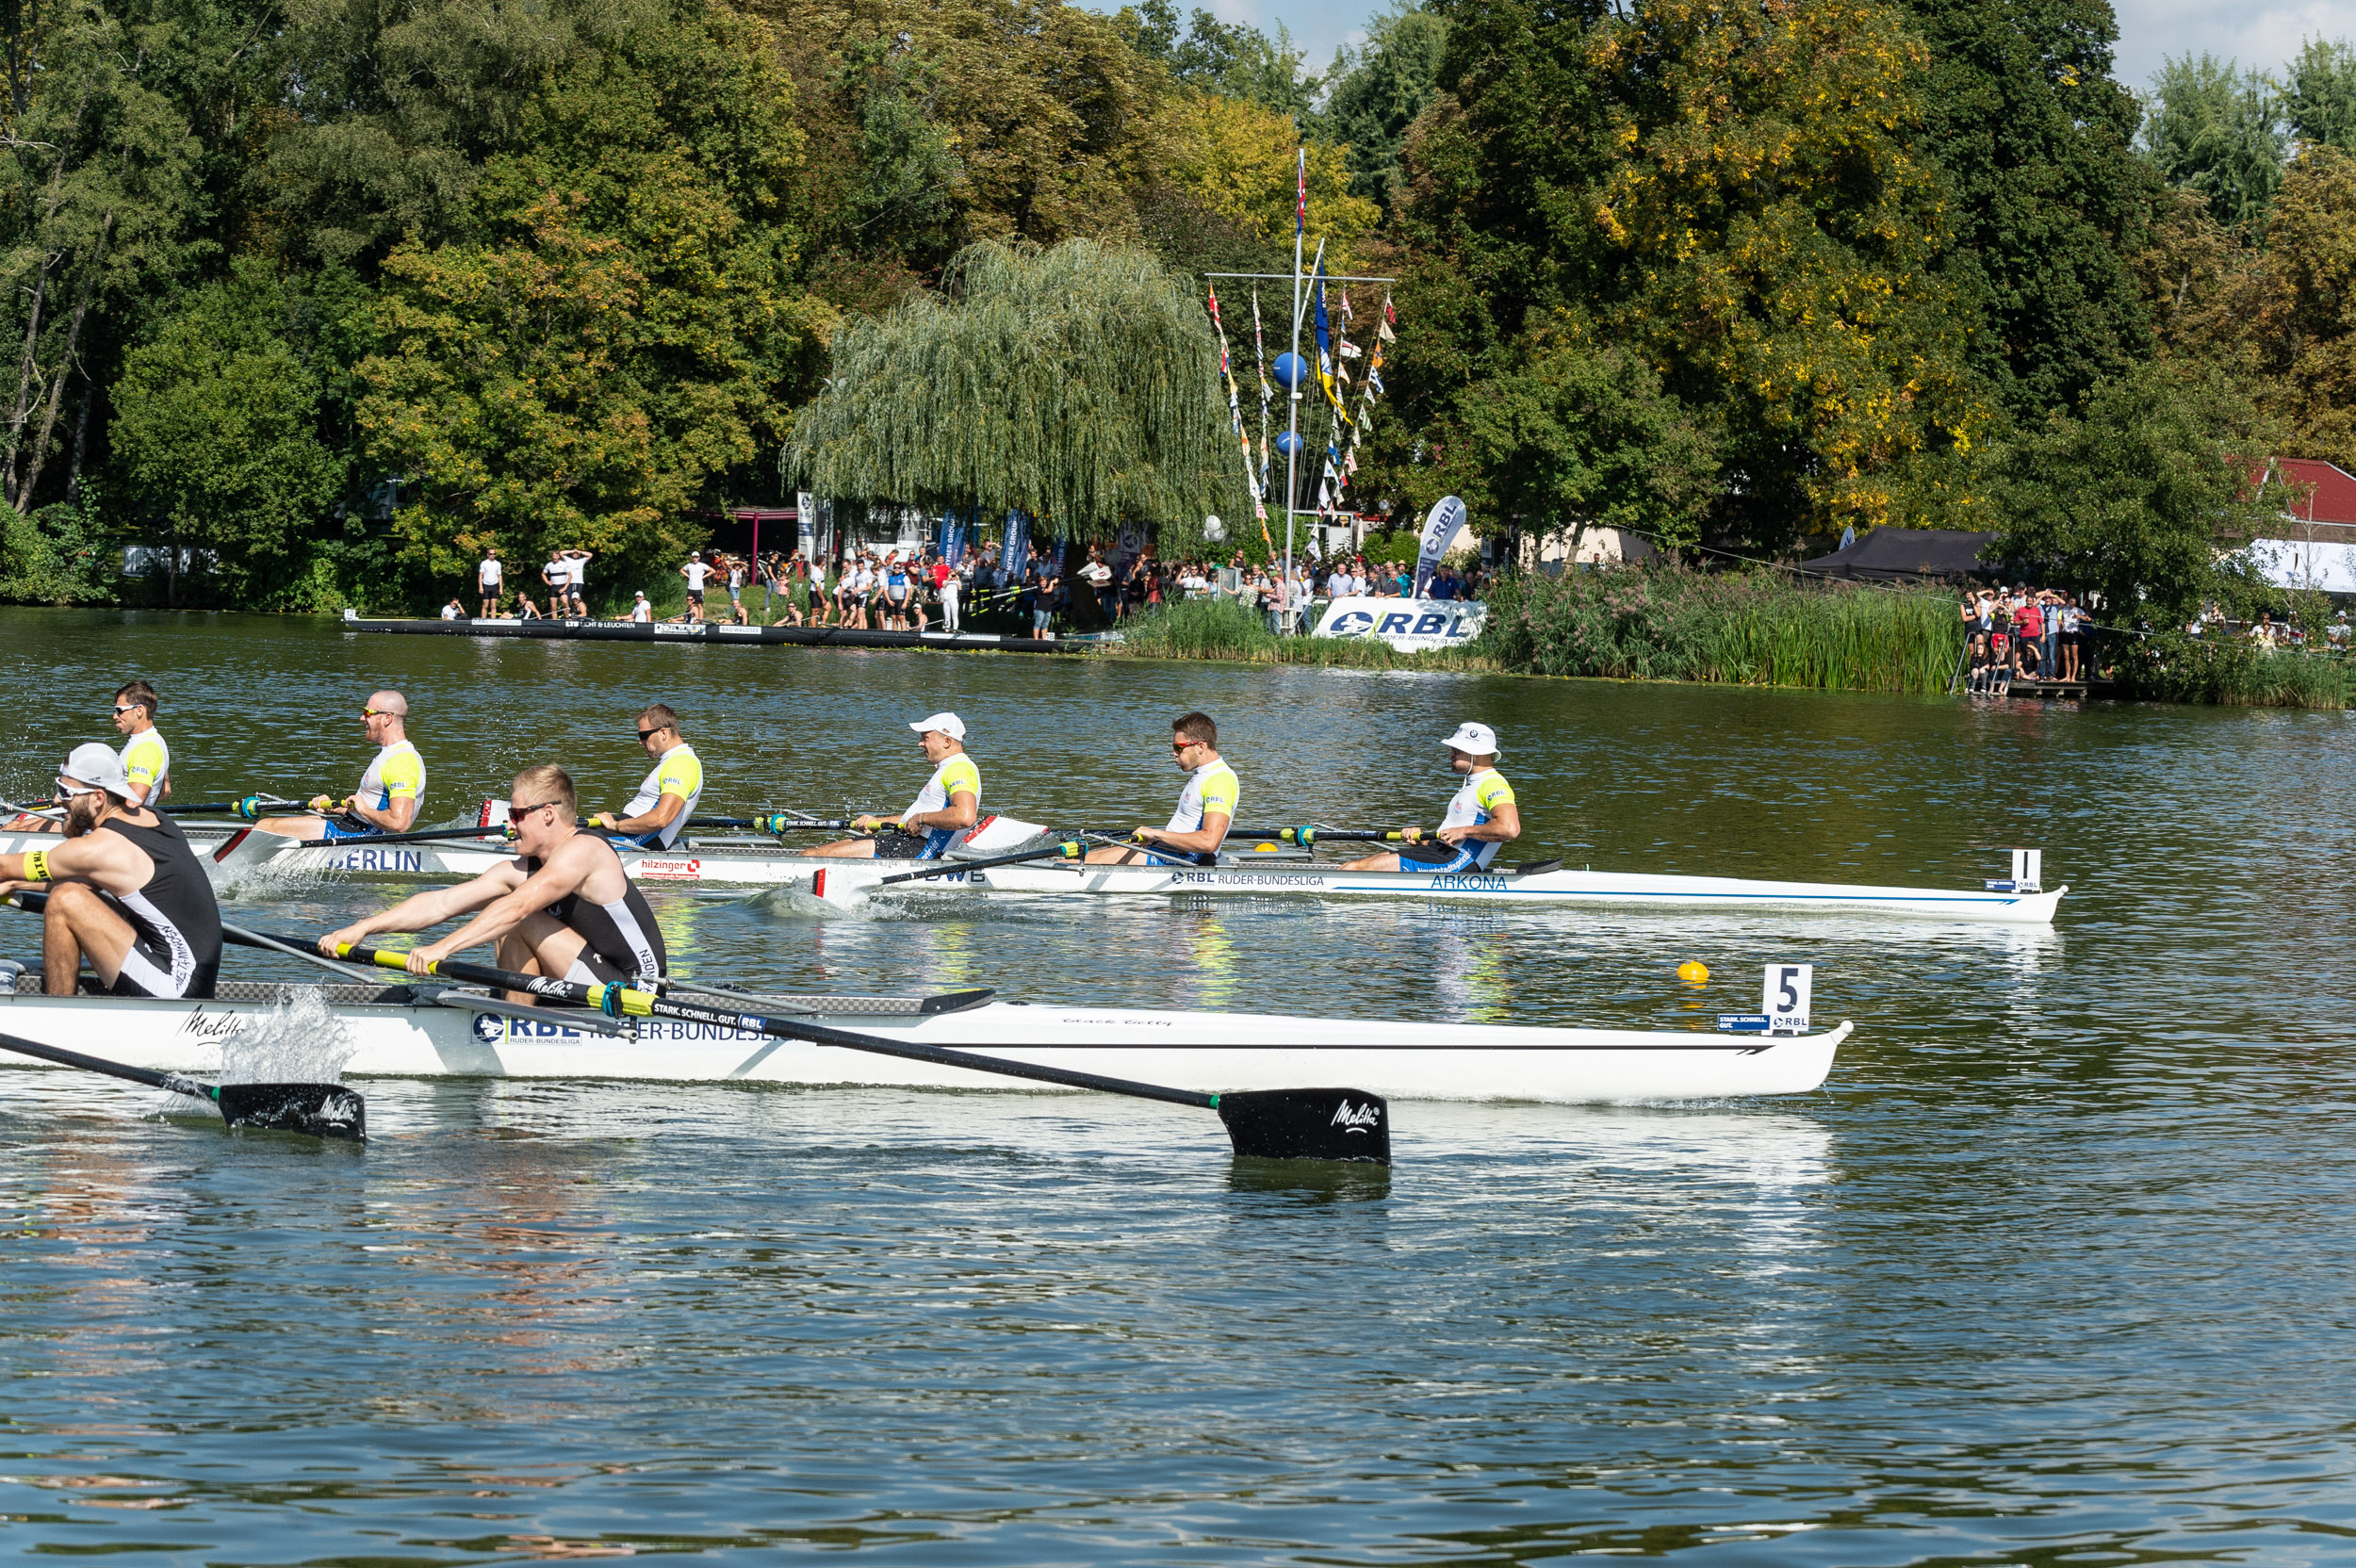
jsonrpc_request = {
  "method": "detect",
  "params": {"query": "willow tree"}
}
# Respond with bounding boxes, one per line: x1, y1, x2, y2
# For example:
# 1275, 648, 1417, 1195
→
789, 239, 1245, 547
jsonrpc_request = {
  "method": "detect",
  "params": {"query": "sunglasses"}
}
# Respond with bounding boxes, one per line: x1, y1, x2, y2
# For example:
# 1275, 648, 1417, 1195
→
111, 704, 140, 715
1171, 738, 1198, 752
508, 799, 561, 818
637, 727, 668, 742
361, 708, 398, 719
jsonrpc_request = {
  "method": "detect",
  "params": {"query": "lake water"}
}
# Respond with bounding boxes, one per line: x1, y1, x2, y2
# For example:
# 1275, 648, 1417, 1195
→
0, 610, 2349, 1564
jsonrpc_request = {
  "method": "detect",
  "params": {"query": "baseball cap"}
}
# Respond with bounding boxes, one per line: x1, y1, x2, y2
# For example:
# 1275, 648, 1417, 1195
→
59, 742, 131, 798
1443, 722, 1500, 758
909, 711, 966, 740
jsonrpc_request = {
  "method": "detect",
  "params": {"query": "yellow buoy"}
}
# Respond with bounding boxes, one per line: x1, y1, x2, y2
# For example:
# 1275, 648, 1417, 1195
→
1677, 960, 1710, 987
1254, 842, 1279, 853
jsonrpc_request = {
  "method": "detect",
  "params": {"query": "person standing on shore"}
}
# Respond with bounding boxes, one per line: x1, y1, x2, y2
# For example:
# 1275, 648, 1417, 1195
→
940, 553, 962, 632
1087, 712, 1235, 867
477, 547, 502, 617
254, 692, 426, 842
1340, 723, 1521, 874
562, 548, 594, 618
630, 591, 652, 623
590, 704, 704, 850
541, 550, 566, 617
680, 551, 711, 623
113, 680, 171, 808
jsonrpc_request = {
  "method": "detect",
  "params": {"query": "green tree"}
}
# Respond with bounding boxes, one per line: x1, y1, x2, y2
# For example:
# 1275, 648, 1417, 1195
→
788, 238, 1243, 544
110, 263, 346, 605
356, 5, 829, 592
1318, 0, 1448, 216
1116, 0, 1319, 119
1895, 0, 2155, 420
1413, 326, 1719, 549
2246, 144, 2356, 467
2144, 54, 2287, 233
1988, 360, 2278, 618
2282, 37, 2356, 149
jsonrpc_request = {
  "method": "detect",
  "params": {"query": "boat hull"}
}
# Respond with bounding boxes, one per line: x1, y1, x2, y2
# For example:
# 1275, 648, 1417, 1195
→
0, 988, 1848, 1102
0, 825, 2065, 923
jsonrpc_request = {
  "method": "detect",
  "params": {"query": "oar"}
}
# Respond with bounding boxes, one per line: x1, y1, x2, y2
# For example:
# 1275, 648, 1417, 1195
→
285, 824, 519, 849
876, 840, 1084, 886
325, 939, 1388, 1164
0, 896, 365, 1138
0, 1031, 366, 1137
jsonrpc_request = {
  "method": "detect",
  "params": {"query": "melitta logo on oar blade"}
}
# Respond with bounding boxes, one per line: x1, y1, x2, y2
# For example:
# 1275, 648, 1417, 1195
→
216, 1083, 367, 1139
1214, 1088, 1391, 1164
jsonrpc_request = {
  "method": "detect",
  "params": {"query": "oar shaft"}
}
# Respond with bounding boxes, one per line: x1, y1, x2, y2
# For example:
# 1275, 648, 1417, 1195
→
337, 942, 1216, 1111
877, 841, 1082, 886
0, 1030, 217, 1102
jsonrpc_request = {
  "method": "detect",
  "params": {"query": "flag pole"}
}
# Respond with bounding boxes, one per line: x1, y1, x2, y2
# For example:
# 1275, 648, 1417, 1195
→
1284, 146, 1305, 629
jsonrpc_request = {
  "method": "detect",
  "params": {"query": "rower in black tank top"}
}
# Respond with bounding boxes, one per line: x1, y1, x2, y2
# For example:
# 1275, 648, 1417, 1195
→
96, 809, 222, 998
516, 840, 667, 984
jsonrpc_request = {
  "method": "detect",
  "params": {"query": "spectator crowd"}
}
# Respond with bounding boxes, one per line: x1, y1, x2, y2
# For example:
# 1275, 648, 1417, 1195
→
1961, 585, 2096, 694
454, 539, 1490, 637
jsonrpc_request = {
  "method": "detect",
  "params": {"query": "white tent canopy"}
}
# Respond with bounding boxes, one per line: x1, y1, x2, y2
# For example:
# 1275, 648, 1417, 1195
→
2238, 537, 2356, 595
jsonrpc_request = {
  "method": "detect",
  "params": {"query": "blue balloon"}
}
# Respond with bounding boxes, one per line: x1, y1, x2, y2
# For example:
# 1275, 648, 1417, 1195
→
1275, 431, 1305, 456
1273, 352, 1311, 391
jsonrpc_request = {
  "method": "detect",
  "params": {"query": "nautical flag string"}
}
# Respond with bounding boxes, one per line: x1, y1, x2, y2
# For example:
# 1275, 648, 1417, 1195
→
1205, 285, 1268, 524
1296, 146, 1307, 238
1252, 288, 1272, 503
1326, 291, 1397, 522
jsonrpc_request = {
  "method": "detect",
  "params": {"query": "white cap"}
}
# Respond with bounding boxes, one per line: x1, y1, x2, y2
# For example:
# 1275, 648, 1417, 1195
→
1443, 722, 1499, 758
634, 590, 647, 598
909, 711, 966, 740
59, 742, 131, 798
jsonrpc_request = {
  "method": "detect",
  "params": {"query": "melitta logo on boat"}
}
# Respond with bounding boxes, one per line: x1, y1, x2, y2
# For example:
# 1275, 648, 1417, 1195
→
1330, 1100, 1382, 1132
179, 1007, 248, 1039
634, 858, 702, 880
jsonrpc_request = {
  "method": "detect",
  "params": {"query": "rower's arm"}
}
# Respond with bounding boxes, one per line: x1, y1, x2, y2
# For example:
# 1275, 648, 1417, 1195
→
316, 865, 523, 954
412, 856, 584, 966
599, 791, 687, 836
1437, 800, 1521, 845
346, 790, 419, 833
0, 830, 147, 895
904, 789, 977, 833
1143, 809, 1229, 857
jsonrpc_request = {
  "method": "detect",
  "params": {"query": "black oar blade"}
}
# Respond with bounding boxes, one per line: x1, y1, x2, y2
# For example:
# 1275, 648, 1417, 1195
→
216, 1082, 367, 1140
1215, 1088, 1390, 1165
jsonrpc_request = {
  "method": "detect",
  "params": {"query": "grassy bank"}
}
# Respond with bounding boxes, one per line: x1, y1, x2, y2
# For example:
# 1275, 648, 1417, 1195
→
1475, 569, 1964, 694
2111, 632, 2348, 710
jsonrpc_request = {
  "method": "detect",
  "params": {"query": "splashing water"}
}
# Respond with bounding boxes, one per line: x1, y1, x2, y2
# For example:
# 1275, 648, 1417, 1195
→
217, 988, 357, 1085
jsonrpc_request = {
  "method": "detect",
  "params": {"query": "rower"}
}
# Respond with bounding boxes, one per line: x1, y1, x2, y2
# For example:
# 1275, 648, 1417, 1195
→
318, 764, 664, 994
0, 743, 221, 997
254, 690, 426, 841
113, 680, 172, 807
589, 704, 704, 849
803, 713, 979, 859
1340, 722, 1520, 874
1087, 710, 1235, 865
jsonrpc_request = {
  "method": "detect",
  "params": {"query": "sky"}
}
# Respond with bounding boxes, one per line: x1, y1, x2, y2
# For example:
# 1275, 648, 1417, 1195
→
1174, 0, 2356, 95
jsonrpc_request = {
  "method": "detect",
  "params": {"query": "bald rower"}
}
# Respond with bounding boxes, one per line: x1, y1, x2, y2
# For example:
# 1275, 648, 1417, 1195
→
256, 690, 426, 841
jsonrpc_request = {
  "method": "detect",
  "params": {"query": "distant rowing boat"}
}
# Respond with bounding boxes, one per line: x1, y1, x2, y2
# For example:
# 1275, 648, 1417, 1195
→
0, 974, 1851, 1102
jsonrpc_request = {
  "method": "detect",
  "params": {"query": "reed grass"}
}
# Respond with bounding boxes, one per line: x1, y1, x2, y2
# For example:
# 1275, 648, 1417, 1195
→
1478, 568, 1962, 694
2112, 631, 2349, 710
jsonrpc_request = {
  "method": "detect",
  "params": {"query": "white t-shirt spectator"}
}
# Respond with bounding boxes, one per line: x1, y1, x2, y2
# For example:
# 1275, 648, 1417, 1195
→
630, 595, 652, 622
683, 561, 710, 591
479, 556, 501, 587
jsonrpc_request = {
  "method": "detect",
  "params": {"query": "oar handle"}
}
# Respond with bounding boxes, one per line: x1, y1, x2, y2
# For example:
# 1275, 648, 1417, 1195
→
877, 841, 1082, 886
335, 941, 1216, 1109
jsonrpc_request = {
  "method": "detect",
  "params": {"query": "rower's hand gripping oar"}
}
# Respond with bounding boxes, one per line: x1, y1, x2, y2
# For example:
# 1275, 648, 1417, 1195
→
335, 941, 1388, 1165
0, 894, 365, 1139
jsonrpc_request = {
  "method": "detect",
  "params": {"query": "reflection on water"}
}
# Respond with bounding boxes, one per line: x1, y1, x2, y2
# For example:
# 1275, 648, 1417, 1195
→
0, 612, 2351, 1563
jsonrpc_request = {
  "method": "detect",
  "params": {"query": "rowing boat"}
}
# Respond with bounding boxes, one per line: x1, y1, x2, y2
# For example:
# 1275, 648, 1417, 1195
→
0, 972, 1850, 1102
0, 825, 2066, 923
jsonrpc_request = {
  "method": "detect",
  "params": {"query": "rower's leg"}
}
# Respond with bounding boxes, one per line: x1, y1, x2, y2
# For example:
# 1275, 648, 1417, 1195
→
497, 914, 573, 1004
1082, 844, 1153, 865
253, 814, 329, 841
41, 883, 135, 993
802, 837, 880, 858
1338, 852, 1403, 872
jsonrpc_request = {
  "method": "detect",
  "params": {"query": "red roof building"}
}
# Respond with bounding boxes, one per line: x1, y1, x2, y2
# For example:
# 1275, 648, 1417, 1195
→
2252, 458, 2356, 541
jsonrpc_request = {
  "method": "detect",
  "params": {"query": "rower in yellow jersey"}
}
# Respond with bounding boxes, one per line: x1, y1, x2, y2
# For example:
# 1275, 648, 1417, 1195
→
113, 680, 172, 808
1087, 710, 1237, 866
803, 713, 980, 859
254, 691, 426, 842
589, 704, 704, 849
1341, 722, 1521, 873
